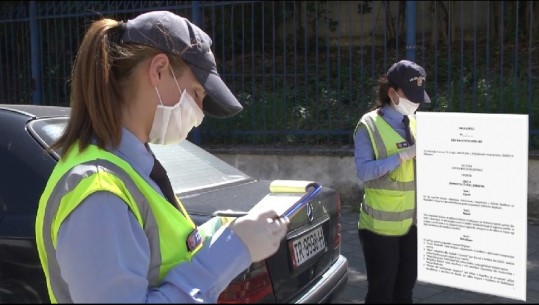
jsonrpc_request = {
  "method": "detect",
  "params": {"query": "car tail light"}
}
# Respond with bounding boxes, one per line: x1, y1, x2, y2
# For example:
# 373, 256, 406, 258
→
217, 261, 273, 303
334, 194, 342, 250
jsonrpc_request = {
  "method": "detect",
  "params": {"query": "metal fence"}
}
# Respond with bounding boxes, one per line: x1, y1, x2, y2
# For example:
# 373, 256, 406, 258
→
1, 1, 538, 148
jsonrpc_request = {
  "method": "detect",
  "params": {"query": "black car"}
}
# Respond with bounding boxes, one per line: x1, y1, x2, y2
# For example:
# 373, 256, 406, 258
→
0, 104, 348, 303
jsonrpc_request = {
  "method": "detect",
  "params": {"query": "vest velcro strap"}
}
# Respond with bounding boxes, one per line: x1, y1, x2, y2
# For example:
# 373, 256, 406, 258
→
361, 202, 415, 221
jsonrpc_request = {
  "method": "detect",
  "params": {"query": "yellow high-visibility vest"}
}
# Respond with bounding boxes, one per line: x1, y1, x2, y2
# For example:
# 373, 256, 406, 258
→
355, 110, 416, 236
35, 143, 202, 303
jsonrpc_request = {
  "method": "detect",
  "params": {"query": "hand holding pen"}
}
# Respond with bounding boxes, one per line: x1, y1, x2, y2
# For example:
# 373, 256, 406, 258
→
215, 205, 287, 263
212, 183, 321, 263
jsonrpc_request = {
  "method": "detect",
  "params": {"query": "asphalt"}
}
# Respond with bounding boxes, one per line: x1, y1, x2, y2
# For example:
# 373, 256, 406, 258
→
332, 207, 539, 304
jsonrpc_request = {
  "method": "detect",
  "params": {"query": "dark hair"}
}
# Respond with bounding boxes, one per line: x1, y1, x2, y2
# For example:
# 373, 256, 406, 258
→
369, 75, 399, 111
50, 18, 187, 155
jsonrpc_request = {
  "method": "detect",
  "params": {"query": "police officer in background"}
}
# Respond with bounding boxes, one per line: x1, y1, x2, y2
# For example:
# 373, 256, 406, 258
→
353, 60, 431, 303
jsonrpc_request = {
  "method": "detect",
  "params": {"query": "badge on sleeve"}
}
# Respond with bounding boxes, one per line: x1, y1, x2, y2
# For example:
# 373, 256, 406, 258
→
186, 227, 202, 252
396, 141, 410, 149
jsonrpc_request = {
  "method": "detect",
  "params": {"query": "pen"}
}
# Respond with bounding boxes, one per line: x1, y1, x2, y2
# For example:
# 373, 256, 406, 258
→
212, 210, 248, 217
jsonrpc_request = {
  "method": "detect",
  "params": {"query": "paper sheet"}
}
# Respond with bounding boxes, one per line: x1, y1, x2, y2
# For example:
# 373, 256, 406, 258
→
416, 111, 528, 301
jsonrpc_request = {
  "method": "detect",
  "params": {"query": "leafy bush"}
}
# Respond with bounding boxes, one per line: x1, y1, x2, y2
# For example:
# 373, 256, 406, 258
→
200, 41, 539, 149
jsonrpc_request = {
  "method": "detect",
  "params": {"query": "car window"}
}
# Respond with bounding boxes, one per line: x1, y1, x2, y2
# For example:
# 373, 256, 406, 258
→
28, 117, 252, 194
148, 143, 251, 194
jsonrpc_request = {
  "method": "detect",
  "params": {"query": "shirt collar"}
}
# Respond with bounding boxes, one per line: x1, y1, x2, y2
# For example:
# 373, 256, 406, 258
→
381, 104, 405, 122
113, 128, 154, 177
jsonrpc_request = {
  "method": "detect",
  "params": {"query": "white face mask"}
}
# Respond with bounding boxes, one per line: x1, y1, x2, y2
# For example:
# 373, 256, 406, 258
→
149, 69, 205, 145
392, 93, 419, 116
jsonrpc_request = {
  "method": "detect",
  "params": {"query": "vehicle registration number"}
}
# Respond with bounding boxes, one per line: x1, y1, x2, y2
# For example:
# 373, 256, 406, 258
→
289, 226, 326, 269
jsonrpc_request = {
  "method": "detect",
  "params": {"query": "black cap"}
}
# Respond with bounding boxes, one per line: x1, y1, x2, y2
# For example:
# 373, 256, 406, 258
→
120, 11, 243, 118
386, 60, 431, 104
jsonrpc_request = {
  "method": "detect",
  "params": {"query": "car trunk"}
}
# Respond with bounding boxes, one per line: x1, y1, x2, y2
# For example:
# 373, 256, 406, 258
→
179, 180, 341, 303
265, 189, 340, 303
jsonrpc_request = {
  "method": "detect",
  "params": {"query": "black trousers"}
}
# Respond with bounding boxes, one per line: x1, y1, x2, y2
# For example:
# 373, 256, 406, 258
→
358, 225, 417, 304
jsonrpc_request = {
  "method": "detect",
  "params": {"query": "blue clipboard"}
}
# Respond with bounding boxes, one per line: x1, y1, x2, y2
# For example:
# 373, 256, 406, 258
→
279, 182, 322, 221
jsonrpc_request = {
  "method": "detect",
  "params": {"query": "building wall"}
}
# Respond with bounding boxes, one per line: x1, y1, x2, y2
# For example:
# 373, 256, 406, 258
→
211, 149, 539, 218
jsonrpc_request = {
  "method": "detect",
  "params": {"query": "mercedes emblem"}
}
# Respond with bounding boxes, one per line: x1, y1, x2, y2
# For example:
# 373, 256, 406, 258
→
306, 202, 314, 222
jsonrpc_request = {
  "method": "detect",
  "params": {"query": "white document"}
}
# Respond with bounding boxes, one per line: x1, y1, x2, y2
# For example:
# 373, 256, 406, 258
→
416, 111, 528, 301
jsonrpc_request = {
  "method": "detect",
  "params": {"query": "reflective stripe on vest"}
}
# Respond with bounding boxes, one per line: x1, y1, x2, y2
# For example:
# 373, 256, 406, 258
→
357, 111, 416, 236
35, 144, 201, 303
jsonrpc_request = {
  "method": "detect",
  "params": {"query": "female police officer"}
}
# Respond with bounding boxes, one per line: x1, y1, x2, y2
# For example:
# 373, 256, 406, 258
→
353, 60, 431, 303
35, 11, 288, 303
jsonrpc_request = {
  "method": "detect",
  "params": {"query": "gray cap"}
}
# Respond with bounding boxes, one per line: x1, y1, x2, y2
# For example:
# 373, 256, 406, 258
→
120, 11, 243, 118
387, 60, 431, 104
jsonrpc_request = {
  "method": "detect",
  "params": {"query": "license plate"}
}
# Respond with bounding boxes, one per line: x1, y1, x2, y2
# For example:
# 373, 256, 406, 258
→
289, 226, 326, 269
